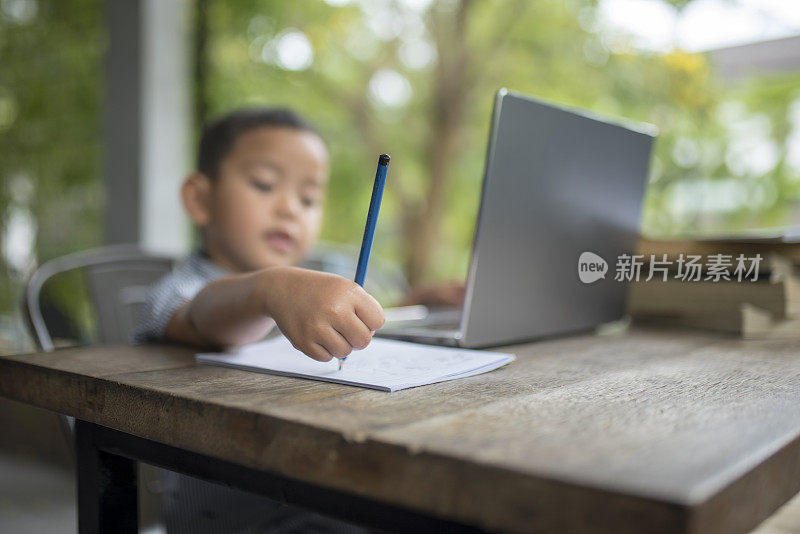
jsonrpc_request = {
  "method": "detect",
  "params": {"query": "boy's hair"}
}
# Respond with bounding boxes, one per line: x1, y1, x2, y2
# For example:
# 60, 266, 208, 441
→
197, 107, 324, 179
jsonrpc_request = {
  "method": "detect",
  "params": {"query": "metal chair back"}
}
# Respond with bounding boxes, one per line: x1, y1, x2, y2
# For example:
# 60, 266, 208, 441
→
23, 244, 175, 351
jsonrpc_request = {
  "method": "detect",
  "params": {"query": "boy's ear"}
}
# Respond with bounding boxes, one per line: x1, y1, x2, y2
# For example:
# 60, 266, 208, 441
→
181, 172, 212, 226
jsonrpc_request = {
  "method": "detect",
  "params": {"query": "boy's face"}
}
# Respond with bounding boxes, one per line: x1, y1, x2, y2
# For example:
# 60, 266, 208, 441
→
192, 126, 329, 272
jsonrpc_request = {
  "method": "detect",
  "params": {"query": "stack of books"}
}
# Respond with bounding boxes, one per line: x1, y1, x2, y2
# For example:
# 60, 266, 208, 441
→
627, 231, 800, 338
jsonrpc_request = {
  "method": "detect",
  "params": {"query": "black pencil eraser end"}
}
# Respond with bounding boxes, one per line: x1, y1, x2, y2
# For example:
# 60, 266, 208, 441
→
379, 154, 390, 166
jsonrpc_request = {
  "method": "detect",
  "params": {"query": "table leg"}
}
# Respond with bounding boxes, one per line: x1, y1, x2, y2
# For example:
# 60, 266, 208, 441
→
75, 419, 138, 534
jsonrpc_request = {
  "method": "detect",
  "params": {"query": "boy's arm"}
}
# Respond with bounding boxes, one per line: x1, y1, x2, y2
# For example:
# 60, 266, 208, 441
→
165, 271, 276, 349
164, 266, 386, 360
400, 280, 465, 307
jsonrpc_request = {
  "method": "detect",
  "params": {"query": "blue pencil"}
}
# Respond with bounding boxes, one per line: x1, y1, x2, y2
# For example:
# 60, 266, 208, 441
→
339, 153, 390, 370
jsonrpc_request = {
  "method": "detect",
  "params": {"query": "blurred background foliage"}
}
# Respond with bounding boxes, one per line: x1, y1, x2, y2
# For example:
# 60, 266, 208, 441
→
200, 0, 800, 283
0, 0, 103, 349
1, 0, 800, 351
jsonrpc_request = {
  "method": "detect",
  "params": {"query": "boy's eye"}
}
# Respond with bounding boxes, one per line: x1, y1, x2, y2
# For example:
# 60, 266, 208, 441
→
251, 179, 274, 192
302, 197, 319, 208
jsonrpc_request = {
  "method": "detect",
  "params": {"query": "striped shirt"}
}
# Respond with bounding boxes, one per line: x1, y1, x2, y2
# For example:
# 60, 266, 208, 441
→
131, 249, 228, 343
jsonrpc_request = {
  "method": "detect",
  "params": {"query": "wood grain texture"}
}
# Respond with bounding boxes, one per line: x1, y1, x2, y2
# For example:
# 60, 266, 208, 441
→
1, 327, 799, 533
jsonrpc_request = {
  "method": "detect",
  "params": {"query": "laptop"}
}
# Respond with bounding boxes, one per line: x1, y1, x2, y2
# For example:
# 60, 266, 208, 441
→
377, 88, 657, 348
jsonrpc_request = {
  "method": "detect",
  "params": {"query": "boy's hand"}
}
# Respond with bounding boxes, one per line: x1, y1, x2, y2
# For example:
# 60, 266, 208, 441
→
401, 280, 466, 307
260, 267, 385, 362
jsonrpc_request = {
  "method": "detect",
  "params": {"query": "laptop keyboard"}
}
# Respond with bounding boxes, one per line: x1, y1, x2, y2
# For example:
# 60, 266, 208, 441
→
383, 305, 462, 329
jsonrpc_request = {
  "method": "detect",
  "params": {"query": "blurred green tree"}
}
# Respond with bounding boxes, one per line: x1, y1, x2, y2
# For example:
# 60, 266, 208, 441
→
0, 0, 102, 348
201, 0, 792, 289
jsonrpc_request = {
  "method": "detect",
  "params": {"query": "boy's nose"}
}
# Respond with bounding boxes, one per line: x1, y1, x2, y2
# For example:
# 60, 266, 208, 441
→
275, 190, 302, 218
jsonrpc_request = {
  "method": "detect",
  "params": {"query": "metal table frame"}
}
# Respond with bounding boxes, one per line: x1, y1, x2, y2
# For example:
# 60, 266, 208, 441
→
75, 419, 484, 533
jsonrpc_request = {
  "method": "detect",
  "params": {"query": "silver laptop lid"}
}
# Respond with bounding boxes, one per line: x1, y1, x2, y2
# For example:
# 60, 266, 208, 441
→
460, 89, 656, 347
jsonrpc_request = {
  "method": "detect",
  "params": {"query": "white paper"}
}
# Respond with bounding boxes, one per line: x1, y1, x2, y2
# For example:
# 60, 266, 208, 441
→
196, 335, 515, 392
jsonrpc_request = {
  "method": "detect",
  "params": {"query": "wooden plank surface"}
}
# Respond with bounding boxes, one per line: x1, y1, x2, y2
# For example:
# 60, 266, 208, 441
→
1, 327, 799, 533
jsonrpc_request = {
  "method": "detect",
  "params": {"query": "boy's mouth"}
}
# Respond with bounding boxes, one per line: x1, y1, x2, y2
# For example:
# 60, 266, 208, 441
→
265, 230, 294, 253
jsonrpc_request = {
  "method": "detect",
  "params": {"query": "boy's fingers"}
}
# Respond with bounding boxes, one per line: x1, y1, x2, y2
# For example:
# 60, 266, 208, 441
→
334, 317, 373, 350
319, 327, 353, 359
353, 294, 385, 331
305, 341, 334, 362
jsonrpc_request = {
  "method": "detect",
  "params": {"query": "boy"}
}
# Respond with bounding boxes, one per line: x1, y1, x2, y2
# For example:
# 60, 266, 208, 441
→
133, 107, 461, 532
134, 108, 388, 357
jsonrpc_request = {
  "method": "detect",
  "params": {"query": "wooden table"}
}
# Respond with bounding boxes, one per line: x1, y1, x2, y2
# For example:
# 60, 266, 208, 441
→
1, 326, 799, 533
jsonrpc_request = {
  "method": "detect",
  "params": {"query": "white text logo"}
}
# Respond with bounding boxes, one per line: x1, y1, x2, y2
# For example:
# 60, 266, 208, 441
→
578, 252, 608, 284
